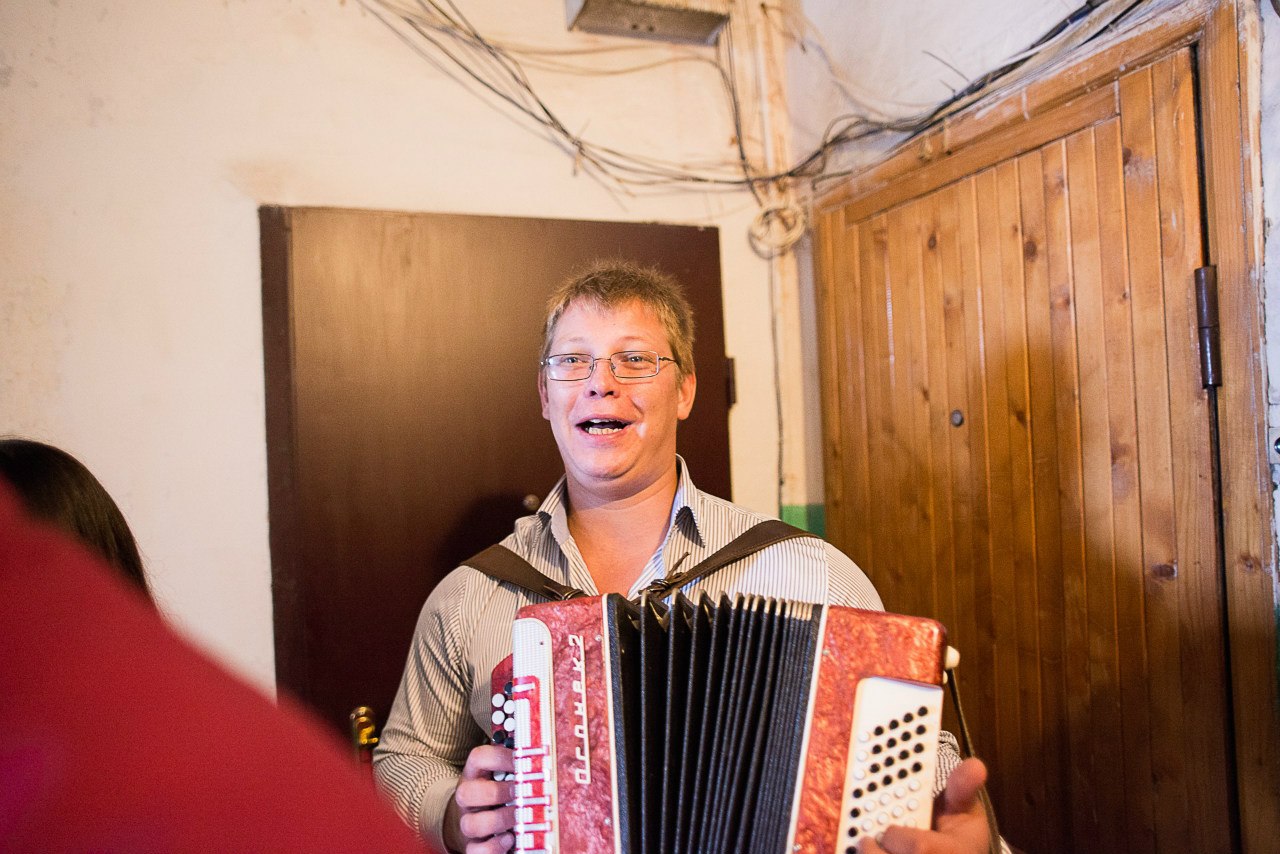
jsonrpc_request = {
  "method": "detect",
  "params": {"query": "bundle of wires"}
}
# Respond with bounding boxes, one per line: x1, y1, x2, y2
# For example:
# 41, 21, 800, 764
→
360, 0, 939, 203
359, 0, 1144, 205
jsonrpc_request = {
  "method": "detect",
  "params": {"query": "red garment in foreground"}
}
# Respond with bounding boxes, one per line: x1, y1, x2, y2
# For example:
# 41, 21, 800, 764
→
0, 482, 427, 853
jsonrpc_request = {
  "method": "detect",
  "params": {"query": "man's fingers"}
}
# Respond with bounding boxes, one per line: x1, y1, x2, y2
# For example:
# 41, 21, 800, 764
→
464, 830, 515, 854
856, 758, 992, 854
458, 805, 518, 841
939, 757, 987, 817
873, 824, 937, 853
461, 744, 516, 779
455, 777, 516, 810
857, 836, 888, 854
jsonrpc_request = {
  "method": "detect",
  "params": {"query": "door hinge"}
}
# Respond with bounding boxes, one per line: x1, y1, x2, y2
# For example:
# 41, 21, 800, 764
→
1194, 265, 1221, 389
725, 357, 737, 408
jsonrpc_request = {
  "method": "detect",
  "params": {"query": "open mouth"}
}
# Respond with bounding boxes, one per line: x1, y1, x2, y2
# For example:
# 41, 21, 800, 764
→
578, 418, 630, 436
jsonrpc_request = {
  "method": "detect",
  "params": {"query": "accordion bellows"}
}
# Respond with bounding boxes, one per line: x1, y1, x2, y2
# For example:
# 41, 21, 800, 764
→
504, 593, 948, 854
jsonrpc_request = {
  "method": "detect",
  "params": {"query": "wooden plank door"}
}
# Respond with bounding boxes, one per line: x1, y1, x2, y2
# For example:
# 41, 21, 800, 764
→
816, 48, 1235, 852
260, 208, 730, 740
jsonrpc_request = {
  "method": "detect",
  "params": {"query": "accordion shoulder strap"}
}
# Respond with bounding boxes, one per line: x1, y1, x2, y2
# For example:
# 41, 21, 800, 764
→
641, 519, 817, 599
462, 544, 587, 602
462, 519, 817, 602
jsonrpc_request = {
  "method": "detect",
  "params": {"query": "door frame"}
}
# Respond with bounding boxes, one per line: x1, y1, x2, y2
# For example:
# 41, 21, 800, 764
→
813, 0, 1277, 849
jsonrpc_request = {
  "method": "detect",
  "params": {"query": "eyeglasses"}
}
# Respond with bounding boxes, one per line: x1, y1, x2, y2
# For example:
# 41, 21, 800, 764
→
541, 350, 679, 382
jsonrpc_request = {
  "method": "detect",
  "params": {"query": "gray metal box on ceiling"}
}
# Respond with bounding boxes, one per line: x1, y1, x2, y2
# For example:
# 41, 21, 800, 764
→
565, 0, 730, 46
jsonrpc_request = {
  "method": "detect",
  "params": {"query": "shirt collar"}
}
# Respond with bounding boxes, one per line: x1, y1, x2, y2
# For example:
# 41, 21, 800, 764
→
669, 455, 705, 550
535, 456, 706, 551
536, 475, 571, 546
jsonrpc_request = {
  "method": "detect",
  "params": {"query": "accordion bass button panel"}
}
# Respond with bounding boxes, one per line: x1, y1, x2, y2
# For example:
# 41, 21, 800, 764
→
837, 677, 943, 848
490, 657, 518, 780
511, 618, 559, 853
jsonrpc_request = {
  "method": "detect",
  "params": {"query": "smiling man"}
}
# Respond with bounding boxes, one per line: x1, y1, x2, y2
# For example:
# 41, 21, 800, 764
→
373, 261, 994, 854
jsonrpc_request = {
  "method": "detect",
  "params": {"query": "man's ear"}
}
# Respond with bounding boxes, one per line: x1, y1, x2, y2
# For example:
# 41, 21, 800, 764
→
676, 371, 696, 421
538, 372, 551, 420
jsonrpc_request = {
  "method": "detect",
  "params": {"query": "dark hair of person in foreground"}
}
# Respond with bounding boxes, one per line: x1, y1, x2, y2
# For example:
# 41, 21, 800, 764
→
0, 437, 150, 599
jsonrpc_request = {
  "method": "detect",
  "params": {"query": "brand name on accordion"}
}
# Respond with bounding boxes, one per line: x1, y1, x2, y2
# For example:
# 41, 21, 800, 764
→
568, 633, 591, 786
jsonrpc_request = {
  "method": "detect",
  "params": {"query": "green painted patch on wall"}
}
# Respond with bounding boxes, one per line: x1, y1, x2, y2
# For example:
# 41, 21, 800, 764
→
781, 503, 825, 537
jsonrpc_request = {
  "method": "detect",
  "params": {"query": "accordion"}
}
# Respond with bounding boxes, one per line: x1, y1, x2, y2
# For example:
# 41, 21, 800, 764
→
494, 592, 948, 854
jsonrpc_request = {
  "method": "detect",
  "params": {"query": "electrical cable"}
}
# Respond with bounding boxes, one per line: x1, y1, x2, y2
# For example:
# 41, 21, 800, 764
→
748, 202, 806, 257
360, 0, 1135, 206
360, 0, 921, 194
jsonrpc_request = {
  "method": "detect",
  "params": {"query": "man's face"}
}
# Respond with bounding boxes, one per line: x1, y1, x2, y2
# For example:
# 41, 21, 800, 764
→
538, 299, 696, 503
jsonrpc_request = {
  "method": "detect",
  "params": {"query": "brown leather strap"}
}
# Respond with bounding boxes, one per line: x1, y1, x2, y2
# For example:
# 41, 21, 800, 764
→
640, 519, 818, 599
947, 662, 1002, 853
464, 520, 819, 603
462, 544, 587, 602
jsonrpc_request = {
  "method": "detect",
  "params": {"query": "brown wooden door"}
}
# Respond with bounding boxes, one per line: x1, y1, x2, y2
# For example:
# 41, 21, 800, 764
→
816, 49, 1234, 852
260, 208, 730, 740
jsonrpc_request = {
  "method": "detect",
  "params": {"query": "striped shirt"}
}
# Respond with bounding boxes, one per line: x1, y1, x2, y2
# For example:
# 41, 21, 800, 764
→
373, 460, 961, 849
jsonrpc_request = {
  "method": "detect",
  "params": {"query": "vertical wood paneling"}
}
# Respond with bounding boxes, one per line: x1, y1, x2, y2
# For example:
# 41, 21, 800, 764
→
836, 213, 874, 566
881, 205, 913, 605
883, 203, 929, 616
1014, 147, 1059, 853
982, 159, 1031, 843
843, 218, 874, 566
974, 166, 1025, 820
1125, 58, 1193, 852
903, 197, 942, 620
1037, 139, 1081, 852
952, 177, 995, 747
832, 213, 873, 564
933, 182, 970, 647
1150, 50, 1233, 852
814, 210, 842, 535
1095, 114, 1157, 854
955, 175, 998, 765
1064, 123, 1125, 841
815, 210, 853, 556
996, 157, 1046, 845
859, 216, 895, 597
919, 191, 959, 633
1118, 61, 1188, 853
814, 20, 1260, 853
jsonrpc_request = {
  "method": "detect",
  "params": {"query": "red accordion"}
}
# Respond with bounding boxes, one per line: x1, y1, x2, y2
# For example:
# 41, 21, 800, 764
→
496, 593, 947, 854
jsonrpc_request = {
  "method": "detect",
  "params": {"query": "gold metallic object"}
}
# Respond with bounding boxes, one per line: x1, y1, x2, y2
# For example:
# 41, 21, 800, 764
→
349, 706, 379, 757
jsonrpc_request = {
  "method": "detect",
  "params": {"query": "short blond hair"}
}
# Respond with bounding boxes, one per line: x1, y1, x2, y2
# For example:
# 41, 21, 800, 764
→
541, 260, 696, 379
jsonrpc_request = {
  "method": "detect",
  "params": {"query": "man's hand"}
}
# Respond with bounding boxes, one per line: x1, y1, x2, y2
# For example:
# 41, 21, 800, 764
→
859, 758, 992, 854
443, 745, 517, 854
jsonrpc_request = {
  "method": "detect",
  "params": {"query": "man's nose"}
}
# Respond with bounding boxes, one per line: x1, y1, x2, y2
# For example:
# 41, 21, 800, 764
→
585, 358, 619, 396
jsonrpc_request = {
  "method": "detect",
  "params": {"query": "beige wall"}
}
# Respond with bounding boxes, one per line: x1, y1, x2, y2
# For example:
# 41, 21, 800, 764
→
0, 1, 774, 689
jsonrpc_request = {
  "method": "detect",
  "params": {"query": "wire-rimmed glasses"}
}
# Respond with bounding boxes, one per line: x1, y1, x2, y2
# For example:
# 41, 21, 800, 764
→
541, 350, 679, 381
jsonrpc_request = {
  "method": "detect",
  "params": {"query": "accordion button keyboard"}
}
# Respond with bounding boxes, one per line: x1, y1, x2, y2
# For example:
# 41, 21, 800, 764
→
491, 680, 518, 777
838, 676, 943, 845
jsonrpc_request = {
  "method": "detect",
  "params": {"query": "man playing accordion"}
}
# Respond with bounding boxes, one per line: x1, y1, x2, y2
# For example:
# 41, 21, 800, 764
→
374, 261, 994, 854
